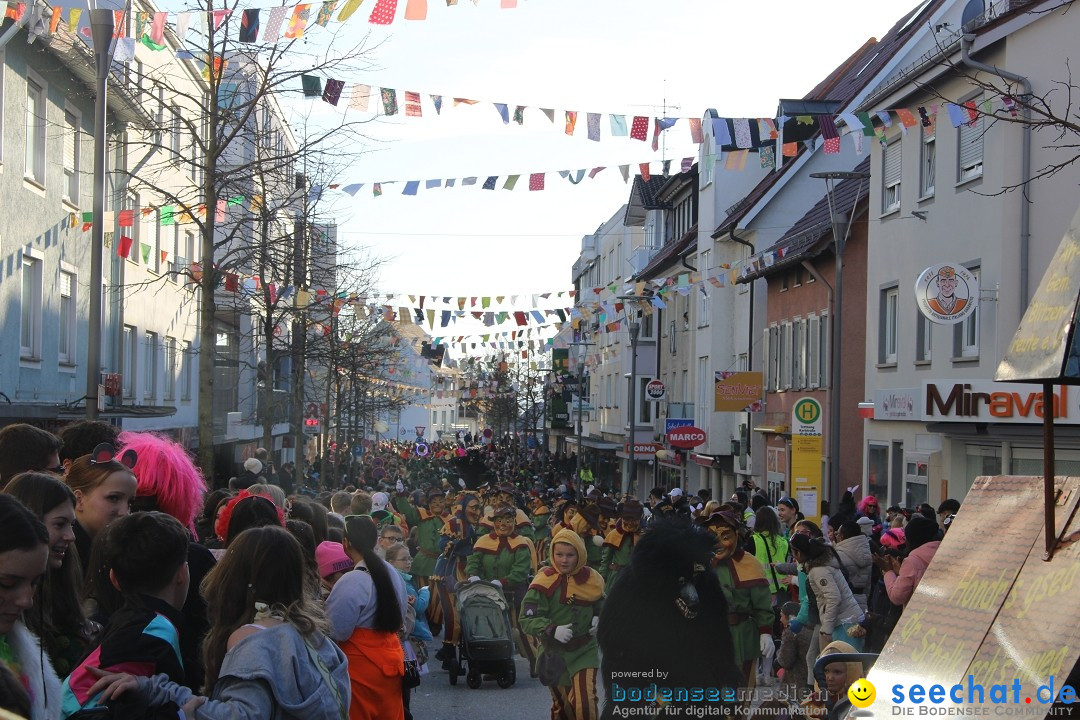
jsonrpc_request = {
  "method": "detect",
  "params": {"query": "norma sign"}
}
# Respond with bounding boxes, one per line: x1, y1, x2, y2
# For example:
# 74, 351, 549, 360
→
625, 442, 661, 455
915, 262, 979, 325
667, 426, 706, 448
645, 379, 666, 401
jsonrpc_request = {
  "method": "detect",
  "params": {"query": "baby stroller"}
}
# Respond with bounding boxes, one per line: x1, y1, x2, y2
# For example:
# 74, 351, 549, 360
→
451, 579, 517, 689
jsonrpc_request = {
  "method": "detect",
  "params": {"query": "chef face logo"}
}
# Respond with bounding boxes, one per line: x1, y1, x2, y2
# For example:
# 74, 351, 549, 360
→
916, 263, 978, 325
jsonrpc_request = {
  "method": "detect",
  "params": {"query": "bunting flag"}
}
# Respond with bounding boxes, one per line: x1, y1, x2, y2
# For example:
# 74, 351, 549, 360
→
565, 111, 577, 136
638, 162, 650, 182
609, 114, 627, 136
118, 209, 135, 228
630, 115, 648, 141
150, 12, 167, 43
284, 4, 309, 37
337, 0, 365, 21
404, 0, 426, 20
404, 91, 422, 116
368, 0, 397, 24
350, 84, 371, 111
323, 79, 345, 105
529, 173, 544, 191
212, 8, 231, 29
688, 117, 703, 144
381, 88, 398, 115
263, 6, 287, 41
140, 243, 152, 264
315, 1, 337, 25
513, 105, 525, 124
117, 236, 134, 259
301, 74, 322, 98
494, 103, 509, 124
586, 112, 601, 141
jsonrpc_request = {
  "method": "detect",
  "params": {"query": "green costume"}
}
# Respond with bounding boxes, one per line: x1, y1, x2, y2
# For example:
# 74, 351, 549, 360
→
393, 497, 446, 578
715, 550, 775, 669
465, 533, 532, 588
519, 529, 605, 688
599, 523, 639, 588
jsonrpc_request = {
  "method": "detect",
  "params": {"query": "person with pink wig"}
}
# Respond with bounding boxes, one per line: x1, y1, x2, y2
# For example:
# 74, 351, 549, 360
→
856, 495, 882, 537
116, 431, 216, 691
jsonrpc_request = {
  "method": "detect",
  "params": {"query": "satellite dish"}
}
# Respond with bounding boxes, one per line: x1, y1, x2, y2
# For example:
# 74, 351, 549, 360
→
961, 0, 985, 31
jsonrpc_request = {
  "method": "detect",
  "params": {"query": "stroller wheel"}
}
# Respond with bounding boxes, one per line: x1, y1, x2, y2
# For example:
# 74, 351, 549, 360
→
497, 668, 515, 689
466, 671, 482, 689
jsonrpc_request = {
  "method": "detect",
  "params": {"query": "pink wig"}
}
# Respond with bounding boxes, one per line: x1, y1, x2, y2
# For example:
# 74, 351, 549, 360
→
857, 494, 880, 516
118, 431, 207, 532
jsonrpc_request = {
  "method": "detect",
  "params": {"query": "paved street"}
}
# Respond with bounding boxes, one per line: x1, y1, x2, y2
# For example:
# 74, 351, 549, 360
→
411, 654, 557, 719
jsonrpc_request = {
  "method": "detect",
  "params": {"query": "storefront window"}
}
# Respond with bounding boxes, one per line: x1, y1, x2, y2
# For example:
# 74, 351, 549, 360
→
904, 457, 929, 509
867, 443, 889, 506
965, 445, 1002, 490
767, 446, 787, 501
1010, 448, 1080, 476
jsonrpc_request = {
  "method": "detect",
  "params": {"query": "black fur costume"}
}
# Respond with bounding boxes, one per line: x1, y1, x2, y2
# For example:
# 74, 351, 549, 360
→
598, 521, 743, 717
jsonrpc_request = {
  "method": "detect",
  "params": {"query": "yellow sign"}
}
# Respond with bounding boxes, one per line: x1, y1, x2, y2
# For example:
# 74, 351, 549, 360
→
865, 475, 1080, 718
791, 397, 823, 523
714, 371, 764, 412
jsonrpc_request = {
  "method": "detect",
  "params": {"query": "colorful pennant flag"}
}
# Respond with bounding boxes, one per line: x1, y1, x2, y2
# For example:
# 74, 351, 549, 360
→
239, 8, 260, 41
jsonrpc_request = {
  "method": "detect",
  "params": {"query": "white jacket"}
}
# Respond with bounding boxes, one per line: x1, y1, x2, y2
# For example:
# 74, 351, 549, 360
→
834, 534, 873, 610
6, 620, 63, 720
806, 559, 863, 635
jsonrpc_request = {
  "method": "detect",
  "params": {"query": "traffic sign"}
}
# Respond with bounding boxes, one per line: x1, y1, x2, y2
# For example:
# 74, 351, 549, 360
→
667, 426, 707, 449
415, 442, 429, 458
645, 379, 666, 401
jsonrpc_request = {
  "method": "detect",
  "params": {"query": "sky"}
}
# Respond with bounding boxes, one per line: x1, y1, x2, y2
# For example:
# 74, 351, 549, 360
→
265, 0, 919, 352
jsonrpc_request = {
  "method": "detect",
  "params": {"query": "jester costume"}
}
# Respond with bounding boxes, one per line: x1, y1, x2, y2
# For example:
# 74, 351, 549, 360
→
520, 529, 605, 720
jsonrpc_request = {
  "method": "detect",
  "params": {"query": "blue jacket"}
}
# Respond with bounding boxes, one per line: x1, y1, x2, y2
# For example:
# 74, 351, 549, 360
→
398, 571, 433, 641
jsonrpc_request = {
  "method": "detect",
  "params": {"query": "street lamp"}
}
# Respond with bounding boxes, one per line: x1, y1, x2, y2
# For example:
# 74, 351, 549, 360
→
570, 338, 594, 486
809, 170, 870, 518
617, 295, 647, 498
84, 9, 115, 419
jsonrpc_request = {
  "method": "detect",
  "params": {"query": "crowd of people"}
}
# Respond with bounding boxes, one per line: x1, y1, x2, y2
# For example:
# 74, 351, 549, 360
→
0, 421, 960, 720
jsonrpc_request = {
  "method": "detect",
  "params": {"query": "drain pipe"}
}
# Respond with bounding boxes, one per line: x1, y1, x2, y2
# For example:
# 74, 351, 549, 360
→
961, 33, 1032, 312
729, 229, 755, 368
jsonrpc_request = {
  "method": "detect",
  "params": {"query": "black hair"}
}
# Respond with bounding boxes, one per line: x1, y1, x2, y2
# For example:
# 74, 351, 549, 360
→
286, 519, 317, 568
753, 506, 783, 537
105, 512, 189, 595
57, 421, 121, 464
0, 493, 49, 552
344, 515, 402, 633
917, 504, 936, 520
839, 521, 862, 541
0, 424, 62, 487
226, 495, 281, 545
3, 473, 87, 672
937, 498, 961, 515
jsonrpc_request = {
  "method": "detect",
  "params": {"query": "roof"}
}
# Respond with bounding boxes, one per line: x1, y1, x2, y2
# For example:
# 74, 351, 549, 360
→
712, 0, 946, 238
624, 176, 670, 226
737, 156, 871, 283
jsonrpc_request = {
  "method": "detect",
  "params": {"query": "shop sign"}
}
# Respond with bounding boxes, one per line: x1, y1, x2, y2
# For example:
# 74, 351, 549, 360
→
667, 426, 706, 448
714, 371, 764, 412
915, 262, 979, 325
625, 442, 660, 455
645, 379, 666, 401
922, 381, 1080, 424
665, 418, 694, 434
874, 388, 920, 420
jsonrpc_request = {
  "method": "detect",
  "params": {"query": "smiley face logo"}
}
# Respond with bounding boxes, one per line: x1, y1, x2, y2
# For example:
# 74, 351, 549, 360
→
848, 678, 876, 708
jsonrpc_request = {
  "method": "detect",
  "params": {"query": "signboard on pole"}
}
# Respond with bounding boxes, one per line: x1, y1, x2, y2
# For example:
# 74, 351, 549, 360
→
791, 397, 823, 523
645, 379, 666, 401
665, 418, 694, 434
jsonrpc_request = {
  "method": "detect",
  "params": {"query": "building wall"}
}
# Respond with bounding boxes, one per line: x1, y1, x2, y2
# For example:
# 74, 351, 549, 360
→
862, 5, 1080, 508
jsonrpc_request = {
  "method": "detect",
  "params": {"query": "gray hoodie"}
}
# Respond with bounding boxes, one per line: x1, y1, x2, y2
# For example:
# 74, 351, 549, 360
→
834, 534, 873, 610
136, 623, 349, 720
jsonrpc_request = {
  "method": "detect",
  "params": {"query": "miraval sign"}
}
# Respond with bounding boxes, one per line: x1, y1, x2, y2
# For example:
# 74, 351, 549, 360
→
922, 381, 1079, 424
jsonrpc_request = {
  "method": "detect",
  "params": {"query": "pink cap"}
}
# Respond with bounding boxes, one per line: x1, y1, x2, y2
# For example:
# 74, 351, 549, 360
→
315, 541, 353, 579
880, 527, 906, 550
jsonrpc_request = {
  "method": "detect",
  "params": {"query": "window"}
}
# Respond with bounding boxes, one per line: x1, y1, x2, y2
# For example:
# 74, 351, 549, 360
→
792, 319, 805, 389
144, 332, 158, 400
20, 254, 42, 359
163, 337, 176, 400
882, 139, 901, 213
819, 312, 830, 388
867, 443, 890, 506
25, 76, 46, 185
123, 326, 136, 397
916, 313, 932, 363
698, 249, 710, 326
696, 357, 709, 429
181, 341, 193, 400
702, 123, 714, 186
958, 95, 984, 181
765, 326, 779, 392
920, 122, 936, 197
808, 314, 820, 388
63, 109, 81, 204
880, 286, 899, 364
780, 322, 792, 390
904, 456, 929, 509
956, 267, 980, 358
170, 105, 182, 158
59, 270, 76, 364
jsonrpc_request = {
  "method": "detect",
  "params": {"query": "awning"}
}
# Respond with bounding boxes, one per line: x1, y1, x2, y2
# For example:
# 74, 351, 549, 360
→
753, 424, 790, 436
565, 437, 621, 451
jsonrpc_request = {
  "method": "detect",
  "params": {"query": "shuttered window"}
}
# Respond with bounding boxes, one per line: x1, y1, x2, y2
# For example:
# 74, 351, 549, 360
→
882, 139, 901, 212
958, 96, 984, 181
808, 314, 821, 388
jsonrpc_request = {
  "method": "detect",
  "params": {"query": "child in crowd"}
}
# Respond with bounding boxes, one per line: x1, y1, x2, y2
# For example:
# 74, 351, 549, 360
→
776, 601, 813, 695
315, 540, 354, 595
62, 511, 191, 717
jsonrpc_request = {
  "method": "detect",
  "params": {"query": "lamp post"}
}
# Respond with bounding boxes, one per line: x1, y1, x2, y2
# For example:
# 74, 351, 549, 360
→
570, 339, 594, 486
616, 295, 646, 497
809, 170, 870, 518
85, 9, 115, 419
